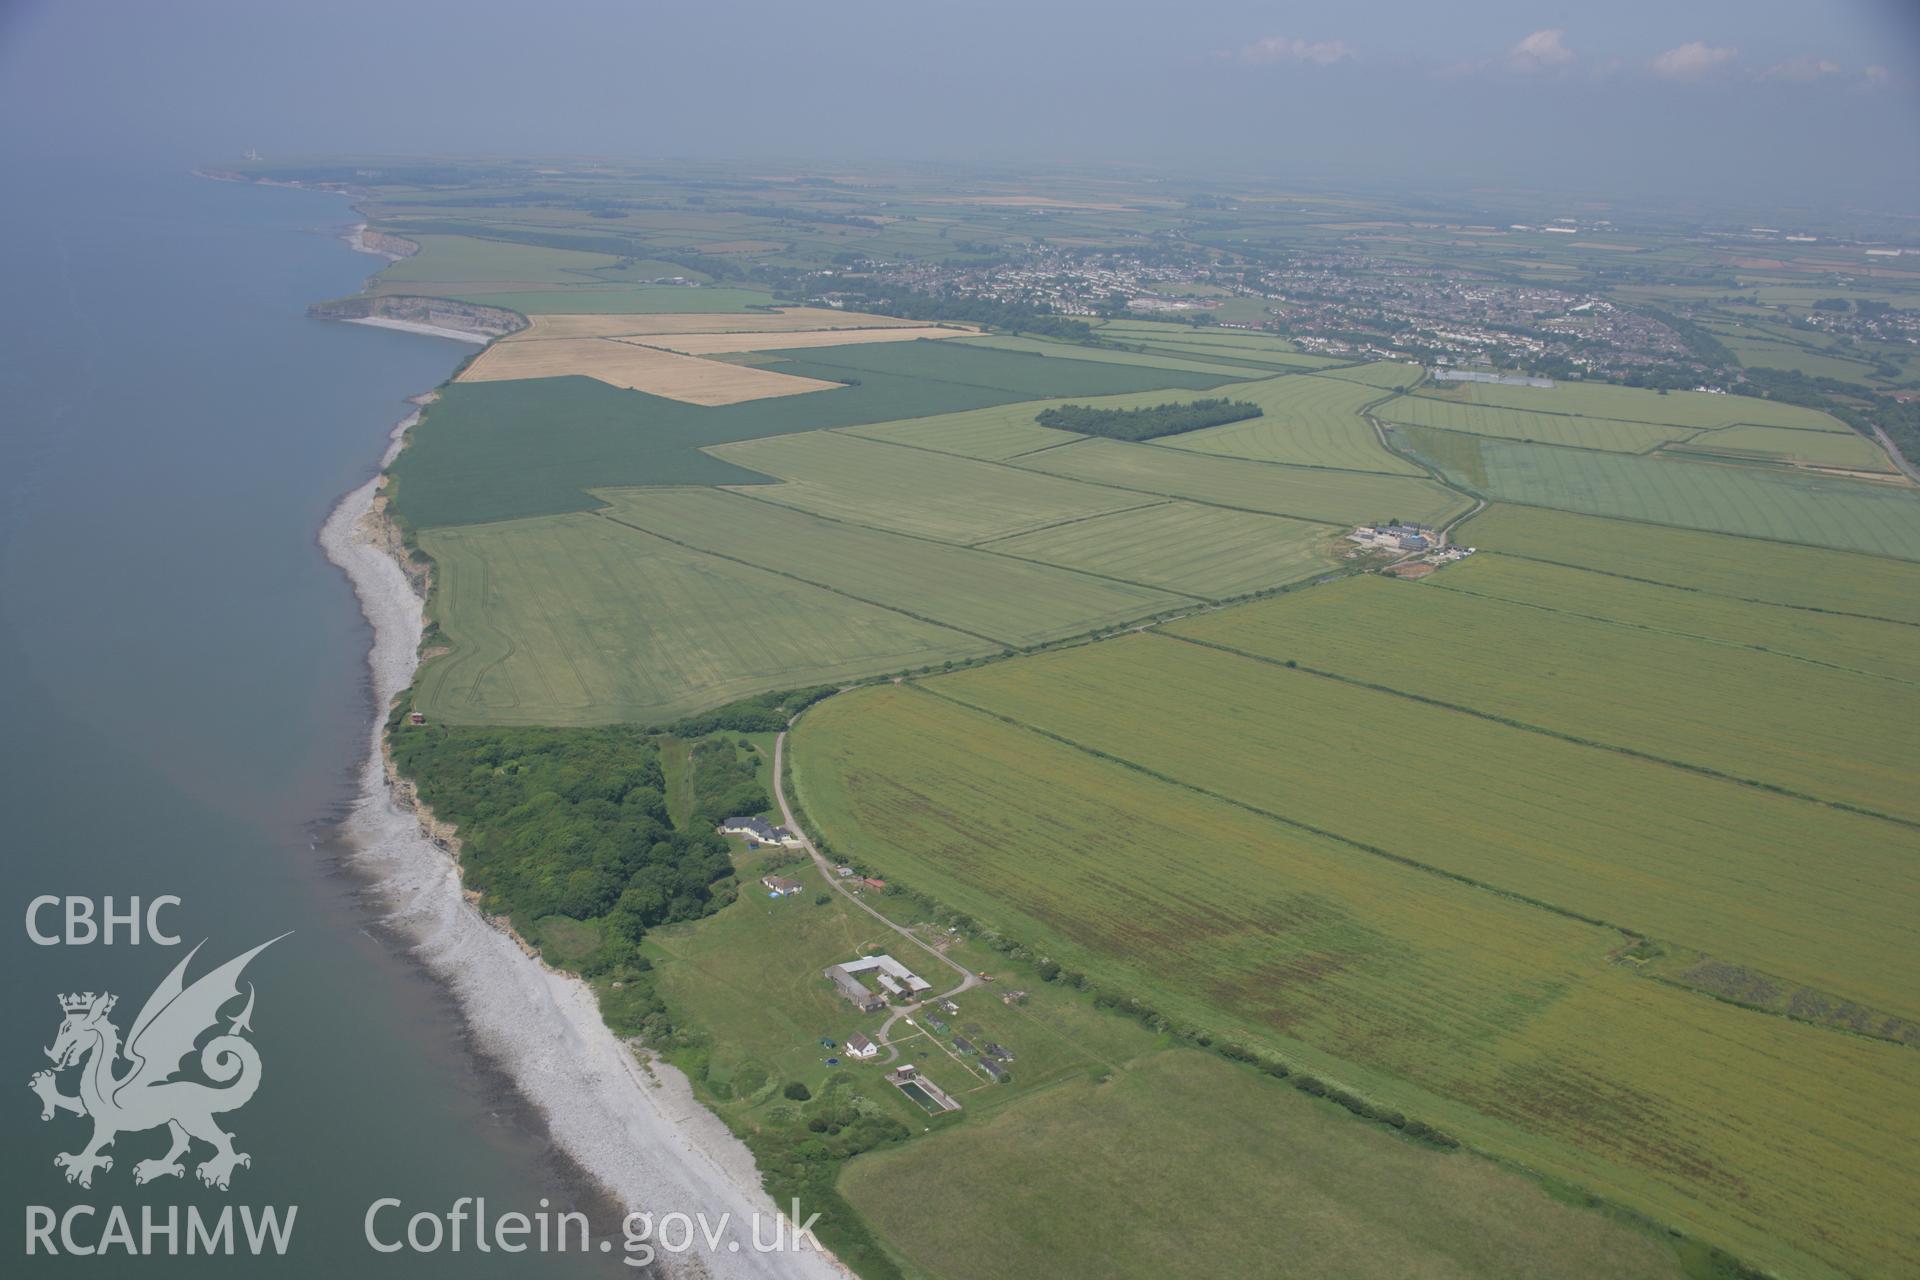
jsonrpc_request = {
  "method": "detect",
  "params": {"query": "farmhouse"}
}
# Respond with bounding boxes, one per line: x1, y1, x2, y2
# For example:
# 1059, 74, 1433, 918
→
846, 1033, 878, 1060
719, 816, 801, 846
824, 952, 933, 1010
761, 875, 803, 897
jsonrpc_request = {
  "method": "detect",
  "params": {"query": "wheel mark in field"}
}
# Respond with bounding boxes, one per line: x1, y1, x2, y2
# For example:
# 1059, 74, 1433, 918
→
697, 486, 1206, 603
1455, 548, 1920, 630
900, 681, 1638, 938
590, 510, 1014, 647
830, 423, 1405, 527
1155, 631, 1920, 832
1422, 579, 1920, 688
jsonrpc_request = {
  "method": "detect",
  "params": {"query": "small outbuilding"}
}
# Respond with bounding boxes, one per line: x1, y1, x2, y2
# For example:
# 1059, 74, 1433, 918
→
846, 1034, 879, 1060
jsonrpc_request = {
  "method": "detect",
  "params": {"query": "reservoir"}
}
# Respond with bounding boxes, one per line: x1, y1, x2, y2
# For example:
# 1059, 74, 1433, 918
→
0, 162, 610, 1276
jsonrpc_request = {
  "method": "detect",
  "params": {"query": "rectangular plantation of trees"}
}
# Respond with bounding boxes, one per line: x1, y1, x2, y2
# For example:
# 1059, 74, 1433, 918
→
791, 683, 1920, 1280
1034, 397, 1264, 443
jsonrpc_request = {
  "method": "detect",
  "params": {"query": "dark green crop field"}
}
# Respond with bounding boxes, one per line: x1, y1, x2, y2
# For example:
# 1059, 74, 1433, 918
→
389, 341, 1228, 528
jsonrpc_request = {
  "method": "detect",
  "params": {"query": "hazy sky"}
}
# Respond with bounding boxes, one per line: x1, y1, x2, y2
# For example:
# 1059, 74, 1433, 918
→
3, 0, 1917, 212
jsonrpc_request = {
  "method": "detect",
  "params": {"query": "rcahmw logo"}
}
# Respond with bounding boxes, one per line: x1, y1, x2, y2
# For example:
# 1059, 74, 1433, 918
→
24, 924, 299, 1258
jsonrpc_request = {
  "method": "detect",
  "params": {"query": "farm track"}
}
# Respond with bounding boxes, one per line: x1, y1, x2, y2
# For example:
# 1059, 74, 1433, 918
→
770, 726, 981, 1052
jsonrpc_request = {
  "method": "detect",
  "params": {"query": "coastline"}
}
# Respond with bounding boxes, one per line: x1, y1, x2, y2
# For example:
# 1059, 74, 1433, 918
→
319, 409, 848, 1280
342, 315, 490, 344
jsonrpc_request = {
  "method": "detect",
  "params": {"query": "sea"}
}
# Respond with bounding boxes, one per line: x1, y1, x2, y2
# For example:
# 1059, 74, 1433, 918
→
0, 161, 616, 1275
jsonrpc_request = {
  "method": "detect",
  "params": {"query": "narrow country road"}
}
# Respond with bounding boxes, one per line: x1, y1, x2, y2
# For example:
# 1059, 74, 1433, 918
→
1867, 420, 1920, 484
771, 727, 980, 1054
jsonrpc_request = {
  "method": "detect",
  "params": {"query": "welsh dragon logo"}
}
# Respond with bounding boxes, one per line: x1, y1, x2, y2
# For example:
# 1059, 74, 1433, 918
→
29, 936, 285, 1191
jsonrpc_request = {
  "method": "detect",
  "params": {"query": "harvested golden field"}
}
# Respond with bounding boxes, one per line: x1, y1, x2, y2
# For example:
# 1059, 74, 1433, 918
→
454, 336, 840, 404
626, 325, 973, 355
503, 307, 920, 341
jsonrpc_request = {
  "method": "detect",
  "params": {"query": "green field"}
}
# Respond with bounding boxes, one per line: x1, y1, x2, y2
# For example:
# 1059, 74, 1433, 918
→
1425, 380, 1852, 432
792, 683, 1920, 1279
591, 486, 1191, 640
834, 403, 1074, 460
954, 333, 1271, 378
1666, 423, 1897, 472
1432, 553, 1920, 683
648, 837, 1685, 1280
1307, 360, 1425, 389
371, 234, 624, 286
1378, 396, 1697, 452
1459, 505, 1920, 624
841, 1051, 1686, 1280
1014, 436, 1469, 526
391, 340, 1229, 528
759, 338, 1228, 399
1167, 575, 1920, 823
413, 514, 992, 725
445, 285, 779, 313
923, 631, 1920, 1015
1390, 424, 1920, 559
1157, 374, 1424, 473
712, 431, 1151, 544
978, 501, 1341, 599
